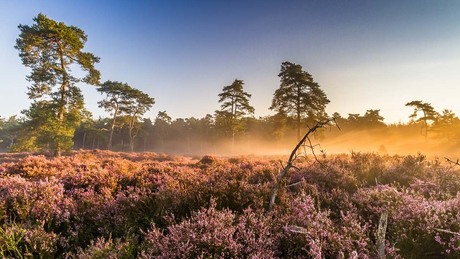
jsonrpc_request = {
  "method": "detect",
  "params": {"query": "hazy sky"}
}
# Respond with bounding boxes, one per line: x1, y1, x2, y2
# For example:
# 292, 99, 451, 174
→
1, 1, 459, 123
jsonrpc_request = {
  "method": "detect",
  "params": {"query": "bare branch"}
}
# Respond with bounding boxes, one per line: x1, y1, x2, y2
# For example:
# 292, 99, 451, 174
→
445, 157, 460, 167
267, 118, 337, 212
278, 160, 286, 170
291, 165, 300, 171
305, 133, 323, 166
285, 180, 304, 188
434, 228, 460, 236
285, 225, 308, 234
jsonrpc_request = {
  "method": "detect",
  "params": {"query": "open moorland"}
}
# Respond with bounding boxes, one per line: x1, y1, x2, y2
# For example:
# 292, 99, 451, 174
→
0, 150, 459, 258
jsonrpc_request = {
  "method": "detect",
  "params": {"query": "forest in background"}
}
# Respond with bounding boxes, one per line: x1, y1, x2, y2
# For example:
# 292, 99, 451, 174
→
1, 103, 460, 157
2, 13, 459, 157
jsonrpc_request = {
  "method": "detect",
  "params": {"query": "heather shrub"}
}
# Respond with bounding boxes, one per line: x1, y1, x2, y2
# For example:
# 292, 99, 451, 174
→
0, 223, 58, 258
0, 176, 65, 226
298, 162, 359, 194
380, 154, 428, 186
353, 185, 460, 258
69, 236, 137, 259
0, 151, 458, 257
140, 202, 276, 258
274, 194, 373, 258
234, 208, 276, 258
142, 202, 240, 258
347, 152, 388, 186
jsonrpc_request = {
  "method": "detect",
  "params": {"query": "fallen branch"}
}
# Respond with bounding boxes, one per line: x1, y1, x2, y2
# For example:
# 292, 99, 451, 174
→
267, 118, 336, 212
434, 228, 460, 236
285, 225, 308, 234
284, 180, 304, 188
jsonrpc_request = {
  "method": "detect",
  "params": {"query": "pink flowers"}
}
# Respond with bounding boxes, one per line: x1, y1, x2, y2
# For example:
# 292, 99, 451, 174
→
0, 150, 458, 257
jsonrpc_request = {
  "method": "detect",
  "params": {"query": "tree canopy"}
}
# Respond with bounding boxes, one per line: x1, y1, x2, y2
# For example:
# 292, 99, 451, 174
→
216, 79, 254, 150
97, 81, 154, 152
406, 100, 439, 142
97, 80, 133, 150
15, 13, 100, 156
270, 61, 329, 140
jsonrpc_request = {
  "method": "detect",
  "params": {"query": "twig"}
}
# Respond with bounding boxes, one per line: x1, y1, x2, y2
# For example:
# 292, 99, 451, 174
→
285, 180, 304, 188
445, 157, 460, 167
434, 228, 460, 236
285, 225, 308, 234
305, 135, 323, 166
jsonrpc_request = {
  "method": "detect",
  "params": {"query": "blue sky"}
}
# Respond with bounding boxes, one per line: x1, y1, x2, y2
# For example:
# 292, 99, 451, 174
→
1, 1, 459, 123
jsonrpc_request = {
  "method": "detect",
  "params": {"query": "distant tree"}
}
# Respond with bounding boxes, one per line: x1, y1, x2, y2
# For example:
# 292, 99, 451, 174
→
347, 114, 361, 125
137, 118, 155, 152
363, 110, 384, 125
97, 81, 132, 150
15, 13, 100, 156
270, 61, 330, 140
2, 116, 22, 149
196, 114, 215, 153
217, 79, 255, 150
270, 112, 289, 142
73, 111, 96, 149
153, 111, 172, 150
12, 101, 53, 152
121, 88, 155, 152
406, 101, 439, 142
432, 109, 460, 142
90, 118, 110, 149
331, 112, 347, 127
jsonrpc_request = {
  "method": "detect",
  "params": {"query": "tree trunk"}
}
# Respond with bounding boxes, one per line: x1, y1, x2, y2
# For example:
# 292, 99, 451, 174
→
296, 84, 301, 141
107, 106, 119, 150
231, 128, 235, 154
82, 132, 87, 149
129, 127, 134, 152
55, 44, 67, 157
129, 116, 135, 152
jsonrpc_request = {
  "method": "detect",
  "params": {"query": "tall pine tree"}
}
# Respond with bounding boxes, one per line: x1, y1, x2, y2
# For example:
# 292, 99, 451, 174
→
270, 61, 329, 140
15, 13, 100, 156
217, 79, 254, 151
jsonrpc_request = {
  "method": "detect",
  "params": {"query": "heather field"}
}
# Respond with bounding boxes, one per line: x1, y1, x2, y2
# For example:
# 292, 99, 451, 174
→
0, 150, 459, 258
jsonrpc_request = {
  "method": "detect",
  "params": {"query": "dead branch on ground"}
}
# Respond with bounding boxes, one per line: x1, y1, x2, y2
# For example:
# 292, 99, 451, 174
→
267, 118, 337, 212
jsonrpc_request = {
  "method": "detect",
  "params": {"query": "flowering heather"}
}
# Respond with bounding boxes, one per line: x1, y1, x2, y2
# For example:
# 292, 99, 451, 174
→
0, 150, 459, 257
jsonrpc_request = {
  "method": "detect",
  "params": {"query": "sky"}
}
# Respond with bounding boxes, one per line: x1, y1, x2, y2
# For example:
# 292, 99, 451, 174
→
0, 0, 459, 123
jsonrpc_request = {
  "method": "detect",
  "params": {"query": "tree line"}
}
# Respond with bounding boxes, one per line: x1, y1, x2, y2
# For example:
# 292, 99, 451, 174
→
1, 13, 459, 155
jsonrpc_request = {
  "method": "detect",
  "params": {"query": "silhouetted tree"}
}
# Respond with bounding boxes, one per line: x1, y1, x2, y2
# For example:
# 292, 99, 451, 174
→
406, 101, 439, 142
137, 118, 154, 151
363, 109, 385, 127
217, 79, 254, 151
432, 109, 460, 142
153, 111, 172, 150
270, 61, 330, 140
15, 13, 100, 156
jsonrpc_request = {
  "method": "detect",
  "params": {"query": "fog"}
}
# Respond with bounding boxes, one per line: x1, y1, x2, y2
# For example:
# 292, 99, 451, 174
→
153, 126, 460, 159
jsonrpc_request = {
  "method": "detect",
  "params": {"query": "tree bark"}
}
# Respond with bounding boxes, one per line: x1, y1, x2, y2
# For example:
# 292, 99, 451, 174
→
107, 106, 119, 150
55, 42, 67, 157
376, 211, 388, 259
